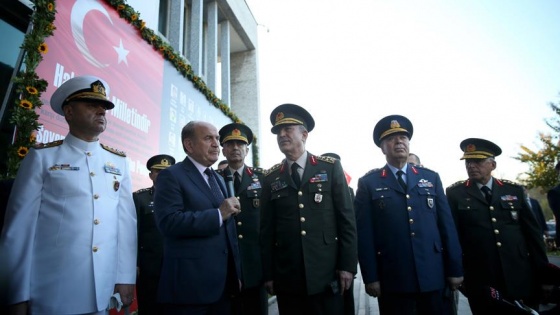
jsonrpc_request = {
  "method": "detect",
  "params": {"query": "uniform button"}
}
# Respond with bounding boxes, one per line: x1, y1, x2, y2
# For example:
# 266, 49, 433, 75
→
492, 218, 497, 222
467, 206, 471, 209
238, 234, 243, 239
94, 219, 100, 225
299, 204, 304, 209
407, 206, 412, 211
406, 194, 410, 199
496, 242, 502, 247
237, 221, 242, 226
411, 232, 415, 237
90, 172, 95, 177
300, 217, 306, 222
93, 194, 99, 199
301, 230, 306, 236
494, 229, 499, 234
236, 196, 240, 200
86, 152, 92, 156
298, 191, 303, 196
409, 219, 414, 224
377, 251, 382, 255
489, 206, 494, 211
92, 246, 98, 252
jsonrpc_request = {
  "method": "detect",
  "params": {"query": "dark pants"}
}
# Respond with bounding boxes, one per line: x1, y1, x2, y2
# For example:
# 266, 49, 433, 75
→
378, 290, 445, 315
162, 294, 231, 315
137, 271, 163, 315
343, 280, 355, 315
231, 285, 268, 315
276, 291, 343, 315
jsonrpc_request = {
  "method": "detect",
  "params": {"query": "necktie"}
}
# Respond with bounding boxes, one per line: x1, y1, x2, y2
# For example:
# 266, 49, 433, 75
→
396, 170, 407, 191
205, 168, 225, 204
481, 186, 492, 204
291, 163, 301, 187
234, 171, 241, 192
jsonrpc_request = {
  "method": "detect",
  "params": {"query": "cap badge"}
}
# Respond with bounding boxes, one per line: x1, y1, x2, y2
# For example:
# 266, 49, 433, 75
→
232, 128, 241, 137
390, 120, 401, 129
275, 112, 285, 123
161, 158, 170, 166
91, 80, 107, 96
466, 144, 476, 152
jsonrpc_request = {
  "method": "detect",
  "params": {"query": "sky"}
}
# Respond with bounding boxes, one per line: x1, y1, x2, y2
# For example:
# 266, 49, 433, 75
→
245, 0, 560, 189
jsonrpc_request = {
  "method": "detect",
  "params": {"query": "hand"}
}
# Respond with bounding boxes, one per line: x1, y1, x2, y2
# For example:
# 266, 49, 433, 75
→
447, 276, 464, 291
114, 284, 135, 306
264, 280, 275, 295
365, 281, 381, 297
219, 197, 241, 221
338, 270, 354, 294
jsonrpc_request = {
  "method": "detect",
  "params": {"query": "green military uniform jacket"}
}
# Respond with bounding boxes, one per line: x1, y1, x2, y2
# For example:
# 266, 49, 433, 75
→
133, 187, 164, 277
260, 153, 358, 295
446, 178, 548, 299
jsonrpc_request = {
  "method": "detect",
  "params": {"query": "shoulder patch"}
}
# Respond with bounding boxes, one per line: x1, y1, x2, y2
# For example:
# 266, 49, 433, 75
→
264, 163, 282, 177
100, 143, 126, 157
447, 180, 465, 189
34, 140, 63, 149
134, 187, 152, 194
500, 179, 520, 187
315, 155, 335, 164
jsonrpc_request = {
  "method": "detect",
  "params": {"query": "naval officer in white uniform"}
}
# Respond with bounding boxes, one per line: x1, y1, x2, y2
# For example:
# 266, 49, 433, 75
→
0, 75, 137, 315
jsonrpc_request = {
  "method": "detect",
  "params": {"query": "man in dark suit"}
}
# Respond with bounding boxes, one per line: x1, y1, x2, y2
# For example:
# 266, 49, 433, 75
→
354, 115, 463, 315
260, 104, 357, 315
547, 162, 560, 247
217, 123, 267, 315
133, 154, 175, 315
446, 138, 549, 315
154, 121, 242, 315
523, 186, 547, 236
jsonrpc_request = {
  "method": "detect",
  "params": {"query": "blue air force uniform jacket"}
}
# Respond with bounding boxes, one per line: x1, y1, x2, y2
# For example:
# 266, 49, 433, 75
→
0, 133, 137, 314
354, 164, 463, 293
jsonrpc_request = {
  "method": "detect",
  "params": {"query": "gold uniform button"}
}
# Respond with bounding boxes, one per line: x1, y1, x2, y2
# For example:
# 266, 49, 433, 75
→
238, 235, 243, 239
406, 194, 410, 199
496, 242, 502, 247
94, 219, 100, 225
299, 204, 304, 209
489, 206, 494, 211
494, 229, 499, 234
411, 232, 415, 237
298, 191, 303, 196
409, 219, 414, 224
300, 217, 306, 222
237, 221, 242, 226
492, 218, 497, 222
407, 206, 412, 211
92, 246, 98, 252
301, 231, 306, 236
90, 172, 95, 177
86, 152, 92, 156
93, 194, 99, 200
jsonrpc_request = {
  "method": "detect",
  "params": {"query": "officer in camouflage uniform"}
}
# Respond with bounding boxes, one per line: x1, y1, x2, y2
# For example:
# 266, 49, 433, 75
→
133, 154, 175, 315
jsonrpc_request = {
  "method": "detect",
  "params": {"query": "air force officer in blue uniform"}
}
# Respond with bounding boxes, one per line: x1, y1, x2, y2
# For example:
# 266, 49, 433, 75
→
354, 115, 463, 315
154, 121, 242, 315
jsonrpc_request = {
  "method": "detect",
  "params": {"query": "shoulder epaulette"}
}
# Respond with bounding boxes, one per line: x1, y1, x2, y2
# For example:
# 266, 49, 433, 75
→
412, 164, 437, 173
134, 187, 152, 194
499, 179, 520, 187
447, 180, 466, 189
250, 167, 264, 174
100, 143, 126, 157
264, 163, 282, 177
34, 140, 63, 149
315, 155, 335, 164
363, 168, 382, 177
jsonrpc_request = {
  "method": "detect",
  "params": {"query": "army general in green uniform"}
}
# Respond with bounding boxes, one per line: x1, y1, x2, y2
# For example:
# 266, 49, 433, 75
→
260, 104, 357, 315
133, 154, 175, 315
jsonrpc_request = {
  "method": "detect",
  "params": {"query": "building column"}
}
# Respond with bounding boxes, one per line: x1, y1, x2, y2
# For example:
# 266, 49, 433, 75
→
220, 20, 231, 106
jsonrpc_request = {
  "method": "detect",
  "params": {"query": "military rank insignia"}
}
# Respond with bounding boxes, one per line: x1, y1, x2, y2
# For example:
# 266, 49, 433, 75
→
417, 179, 433, 188
314, 193, 323, 203
427, 197, 434, 208
104, 162, 122, 175
271, 180, 287, 192
49, 164, 79, 171
309, 172, 328, 183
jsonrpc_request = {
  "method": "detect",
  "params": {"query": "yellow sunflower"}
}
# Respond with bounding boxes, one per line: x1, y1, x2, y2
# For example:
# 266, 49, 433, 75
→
117, 4, 125, 11
131, 14, 138, 21
26, 86, 38, 95
17, 146, 29, 158
19, 99, 33, 109
47, 2, 54, 11
39, 43, 49, 54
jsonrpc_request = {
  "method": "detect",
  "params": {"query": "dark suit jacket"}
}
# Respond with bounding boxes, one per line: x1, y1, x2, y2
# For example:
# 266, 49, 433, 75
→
447, 178, 548, 300
154, 157, 241, 304
547, 185, 560, 245
355, 164, 463, 293
529, 198, 547, 235
218, 166, 264, 289
260, 153, 358, 295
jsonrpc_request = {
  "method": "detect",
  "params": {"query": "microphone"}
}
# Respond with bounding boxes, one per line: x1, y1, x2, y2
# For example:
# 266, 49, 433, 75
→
223, 168, 235, 198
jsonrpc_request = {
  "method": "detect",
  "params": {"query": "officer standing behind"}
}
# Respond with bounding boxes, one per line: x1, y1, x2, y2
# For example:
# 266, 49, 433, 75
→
446, 138, 549, 314
218, 123, 268, 315
134, 154, 175, 315
354, 115, 463, 315
547, 162, 560, 247
260, 104, 357, 315
0, 75, 137, 314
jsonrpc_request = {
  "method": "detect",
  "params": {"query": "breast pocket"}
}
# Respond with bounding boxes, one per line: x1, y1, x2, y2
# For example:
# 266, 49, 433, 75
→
46, 170, 84, 197
417, 188, 437, 212
103, 173, 122, 200
309, 182, 331, 209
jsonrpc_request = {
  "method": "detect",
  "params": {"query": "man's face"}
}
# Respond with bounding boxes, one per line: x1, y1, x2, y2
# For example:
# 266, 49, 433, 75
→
149, 169, 162, 185
64, 101, 107, 140
381, 134, 410, 162
465, 158, 496, 183
276, 125, 307, 155
184, 122, 220, 167
222, 140, 248, 164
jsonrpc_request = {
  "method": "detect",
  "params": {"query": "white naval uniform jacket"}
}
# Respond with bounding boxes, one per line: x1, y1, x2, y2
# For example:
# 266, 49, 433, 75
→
0, 133, 137, 314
